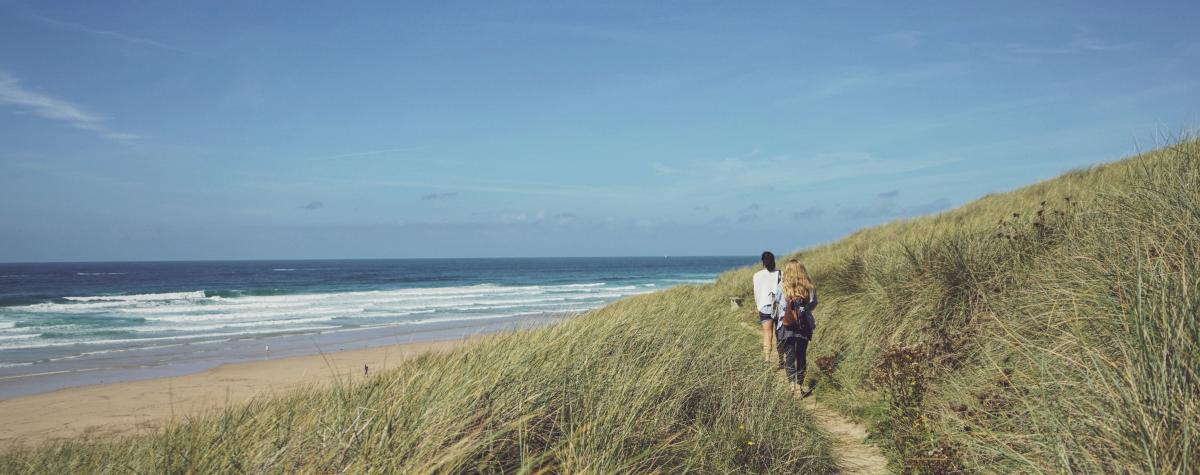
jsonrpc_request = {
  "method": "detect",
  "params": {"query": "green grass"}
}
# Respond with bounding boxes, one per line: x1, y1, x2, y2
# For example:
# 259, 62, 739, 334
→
713, 138, 1197, 473
0, 285, 834, 473
3, 139, 1196, 474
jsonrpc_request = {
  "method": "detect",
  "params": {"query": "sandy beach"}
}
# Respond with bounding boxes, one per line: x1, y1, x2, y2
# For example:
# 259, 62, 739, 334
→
0, 337, 466, 449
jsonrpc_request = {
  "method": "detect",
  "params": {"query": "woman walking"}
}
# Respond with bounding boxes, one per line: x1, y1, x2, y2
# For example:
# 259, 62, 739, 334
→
777, 259, 817, 395
752, 251, 781, 363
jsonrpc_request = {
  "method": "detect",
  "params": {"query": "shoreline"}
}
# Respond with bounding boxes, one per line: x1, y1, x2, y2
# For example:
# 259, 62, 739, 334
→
0, 314, 568, 400
0, 336, 473, 449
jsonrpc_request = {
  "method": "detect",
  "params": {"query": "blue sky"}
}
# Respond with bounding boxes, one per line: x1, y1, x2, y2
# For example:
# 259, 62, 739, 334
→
1, 1, 1196, 261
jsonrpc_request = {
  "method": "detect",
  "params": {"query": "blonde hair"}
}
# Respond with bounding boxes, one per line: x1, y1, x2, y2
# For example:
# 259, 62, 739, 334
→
783, 259, 814, 301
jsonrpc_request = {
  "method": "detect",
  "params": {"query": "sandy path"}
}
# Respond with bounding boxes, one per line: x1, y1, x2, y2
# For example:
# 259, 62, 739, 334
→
0, 338, 465, 449
741, 321, 889, 474
799, 397, 889, 474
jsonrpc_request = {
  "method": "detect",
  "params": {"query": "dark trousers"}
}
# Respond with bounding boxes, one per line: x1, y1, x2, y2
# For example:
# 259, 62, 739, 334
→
777, 337, 809, 385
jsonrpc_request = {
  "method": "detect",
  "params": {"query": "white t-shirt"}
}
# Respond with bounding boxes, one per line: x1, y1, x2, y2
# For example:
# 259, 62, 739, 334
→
752, 269, 781, 315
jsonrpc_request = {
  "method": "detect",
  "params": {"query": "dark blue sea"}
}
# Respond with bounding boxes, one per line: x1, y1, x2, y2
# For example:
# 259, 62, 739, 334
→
0, 257, 748, 397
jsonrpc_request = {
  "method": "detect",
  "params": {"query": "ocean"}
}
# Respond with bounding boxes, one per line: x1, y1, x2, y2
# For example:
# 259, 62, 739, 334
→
0, 256, 749, 398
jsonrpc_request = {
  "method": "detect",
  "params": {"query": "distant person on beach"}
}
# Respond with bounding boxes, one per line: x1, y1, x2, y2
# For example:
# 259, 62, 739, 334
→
752, 251, 781, 364
778, 259, 817, 396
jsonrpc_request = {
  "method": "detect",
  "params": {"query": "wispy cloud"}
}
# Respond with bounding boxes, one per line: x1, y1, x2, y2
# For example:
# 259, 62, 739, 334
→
420, 192, 459, 201
791, 206, 824, 221
252, 176, 634, 200
0, 70, 139, 141
980, 31, 1136, 63
499, 210, 547, 223
484, 20, 663, 46
737, 203, 761, 224
1088, 81, 1198, 112
27, 10, 188, 54
841, 189, 950, 219
679, 150, 959, 191
304, 146, 431, 162
875, 30, 924, 49
370, 179, 631, 199
651, 162, 676, 175
786, 62, 968, 102
301, 201, 324, 210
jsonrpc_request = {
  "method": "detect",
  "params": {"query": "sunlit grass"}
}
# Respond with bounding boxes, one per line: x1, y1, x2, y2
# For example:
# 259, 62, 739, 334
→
720, 138, 1198, 473
0, 285, 834, 473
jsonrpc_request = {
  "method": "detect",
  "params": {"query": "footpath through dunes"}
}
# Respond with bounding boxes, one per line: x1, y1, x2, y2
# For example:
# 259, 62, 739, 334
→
0, 283, 839, 473
724, 140, 1200, 473
739, 321, 888, 475
799, 399, 887, 475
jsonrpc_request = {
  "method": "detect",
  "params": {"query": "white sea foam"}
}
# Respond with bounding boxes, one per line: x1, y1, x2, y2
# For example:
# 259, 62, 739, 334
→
272, 268, 297, 272
0, 325, 341, 351
143, 306, 367, 323
76, 272, 128, 276
63, 290, 206, 302
75, 343, 186, 358
410, 310, 548, 325
0, 281, 658, 354
134, 316, 340, 332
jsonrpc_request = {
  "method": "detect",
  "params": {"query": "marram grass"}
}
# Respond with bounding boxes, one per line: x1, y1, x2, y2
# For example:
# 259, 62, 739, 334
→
0, 284, 834, 473
715, 139, 1197, 473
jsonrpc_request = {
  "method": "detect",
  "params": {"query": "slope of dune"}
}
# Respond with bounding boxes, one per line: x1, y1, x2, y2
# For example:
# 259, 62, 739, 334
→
713, 139, 1198, 473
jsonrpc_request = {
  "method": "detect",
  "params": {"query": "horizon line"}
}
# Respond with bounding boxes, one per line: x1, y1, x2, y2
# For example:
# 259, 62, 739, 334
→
0, 254, 757, 265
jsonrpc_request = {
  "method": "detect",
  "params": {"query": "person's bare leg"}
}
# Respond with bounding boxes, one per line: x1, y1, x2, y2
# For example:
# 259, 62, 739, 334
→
760, 320, 773, 362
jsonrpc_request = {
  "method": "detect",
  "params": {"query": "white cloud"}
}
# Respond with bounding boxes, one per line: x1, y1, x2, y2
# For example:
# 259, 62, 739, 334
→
651, 162, 676, 175
785, 62, 968, 102
875, 31, 924, 49
305, 146, 431, 162
499, 210, 547, 223
420, 192, 459, 201
28, 11, 188, 54
980, 31, 1136, 64
681, 150, 958, 191
0, 70, 138, 141
841, 190, 951, 219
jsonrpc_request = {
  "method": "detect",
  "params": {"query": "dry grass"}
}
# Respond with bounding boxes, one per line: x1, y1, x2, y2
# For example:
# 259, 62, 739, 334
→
0, 285, 834, 473
712, 138, 1198, 473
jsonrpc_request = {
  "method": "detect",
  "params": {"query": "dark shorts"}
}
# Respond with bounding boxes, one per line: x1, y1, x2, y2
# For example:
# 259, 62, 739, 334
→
758, 312, 773, 323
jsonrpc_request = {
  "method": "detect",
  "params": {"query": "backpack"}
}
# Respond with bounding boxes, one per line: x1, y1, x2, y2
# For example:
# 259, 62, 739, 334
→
782, 301, 801, 331
780, 300, 802, 330
781, 292, 817, 334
